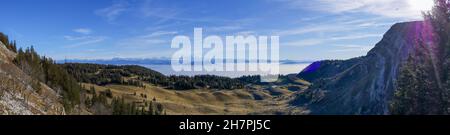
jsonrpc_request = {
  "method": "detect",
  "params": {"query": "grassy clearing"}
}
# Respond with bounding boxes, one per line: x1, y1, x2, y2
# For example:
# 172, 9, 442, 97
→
82, 81, 300, 115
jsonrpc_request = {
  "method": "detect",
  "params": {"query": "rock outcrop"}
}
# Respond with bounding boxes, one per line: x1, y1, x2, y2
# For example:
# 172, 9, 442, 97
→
0, 41, 65, 115
293, 21, 433, 114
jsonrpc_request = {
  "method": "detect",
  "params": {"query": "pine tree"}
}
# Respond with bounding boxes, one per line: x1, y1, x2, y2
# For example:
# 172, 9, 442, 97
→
391, 0, 450, 115
130, 102, 136, 115
427, 0, 450, 114
148, 101, 153, 115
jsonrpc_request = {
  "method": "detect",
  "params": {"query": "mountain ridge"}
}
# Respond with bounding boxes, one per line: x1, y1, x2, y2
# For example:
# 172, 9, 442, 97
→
293, 21, 429, 114
0, 41, 65, 115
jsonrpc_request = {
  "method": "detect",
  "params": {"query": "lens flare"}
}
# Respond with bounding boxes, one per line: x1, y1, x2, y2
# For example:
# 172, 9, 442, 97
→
409, 0, 434, 12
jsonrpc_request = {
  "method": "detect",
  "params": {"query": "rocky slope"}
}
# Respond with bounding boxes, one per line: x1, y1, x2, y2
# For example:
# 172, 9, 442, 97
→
293, 21, 431, 114
0, 41, 65, 115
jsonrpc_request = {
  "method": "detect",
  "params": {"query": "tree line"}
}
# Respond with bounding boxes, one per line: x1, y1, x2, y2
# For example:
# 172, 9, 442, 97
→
2, 32, 82, 112
61, 63, 258, 90
390, 0, 450, 115
2, 33, 170, 115
84, 85, 165, 115
12, 46, 81, 112
0, 32, 17, 53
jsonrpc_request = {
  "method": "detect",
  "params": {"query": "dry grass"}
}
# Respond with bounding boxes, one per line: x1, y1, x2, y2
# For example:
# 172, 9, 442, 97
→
0, 60, 64, 115
82, 82, 296, 115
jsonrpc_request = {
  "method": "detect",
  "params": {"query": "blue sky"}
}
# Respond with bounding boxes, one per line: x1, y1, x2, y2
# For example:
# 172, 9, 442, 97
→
0, 0, 434, 60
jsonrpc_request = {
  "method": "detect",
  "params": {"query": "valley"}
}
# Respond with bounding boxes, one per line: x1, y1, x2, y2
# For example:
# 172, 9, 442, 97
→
1, 34, 310, 115
1, 7, 449, 115
73, 65, 310, 115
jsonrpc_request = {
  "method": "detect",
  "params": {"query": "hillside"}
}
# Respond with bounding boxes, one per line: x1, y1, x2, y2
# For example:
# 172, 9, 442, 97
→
61, 63, 245, 90
0, 41, 65, 115
1, 35, 309, 115
292, 21, 436, 114
62, 63, 309, 115
2, 22, 432, 115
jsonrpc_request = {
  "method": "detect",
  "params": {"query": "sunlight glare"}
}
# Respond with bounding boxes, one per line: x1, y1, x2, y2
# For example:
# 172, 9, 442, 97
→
409, 0, 434, 12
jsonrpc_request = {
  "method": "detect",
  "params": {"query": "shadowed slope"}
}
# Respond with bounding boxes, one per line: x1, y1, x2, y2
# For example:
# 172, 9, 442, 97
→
293, 21, 434, 114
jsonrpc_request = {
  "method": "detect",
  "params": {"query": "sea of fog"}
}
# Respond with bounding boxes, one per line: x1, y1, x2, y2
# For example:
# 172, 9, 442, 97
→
141, 63, 311, 78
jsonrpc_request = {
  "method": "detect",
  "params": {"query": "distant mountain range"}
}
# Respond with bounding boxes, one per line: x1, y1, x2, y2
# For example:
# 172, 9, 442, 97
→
1, 21, 440, 115
57, 58, 171, 65
57, 58, 314, 65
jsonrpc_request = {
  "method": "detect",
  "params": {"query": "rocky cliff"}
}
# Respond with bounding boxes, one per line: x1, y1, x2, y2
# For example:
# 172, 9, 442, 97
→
293, 21, 432, 114
0, 41, 65, 115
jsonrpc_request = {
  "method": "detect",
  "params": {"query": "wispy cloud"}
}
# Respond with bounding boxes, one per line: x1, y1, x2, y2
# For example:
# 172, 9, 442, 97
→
283, 39, 324, 47
73, 28, 92, 35
139, 5, 180, 23
236, 31, 256, 36
95, 1, 128, 22
122, 37, 166, 46
341, 17, 395, 28
208, 25, 242, 32
117, 31, 177, 48
94, 0, 221, 27
283, 33, 382, 47
64, 35, 89, 41
137, 0, 220, 25
83, 49, 102, 53
356, 22, 393, 27
330, 33, 382, 40
140, 31, 178, 38
64, 35, 107, 48
330, 44, 373, 52
275, 26, 333, 36
280, 0, 434, 20
274, 16, 364, 36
